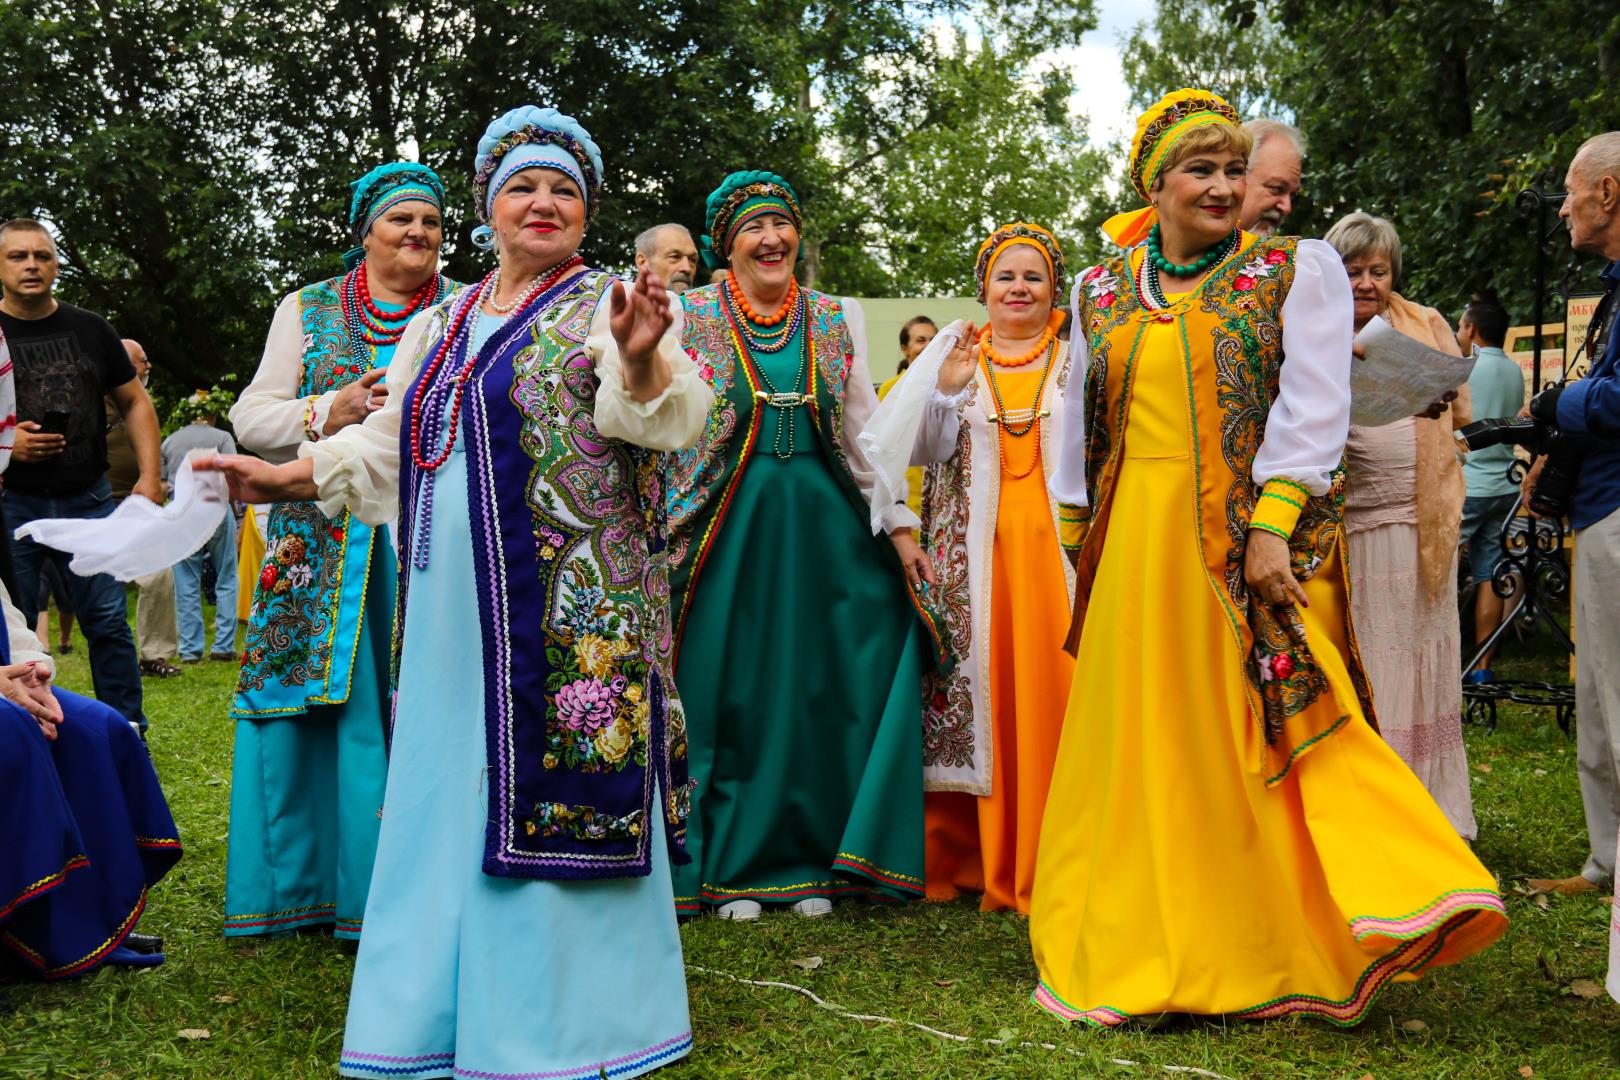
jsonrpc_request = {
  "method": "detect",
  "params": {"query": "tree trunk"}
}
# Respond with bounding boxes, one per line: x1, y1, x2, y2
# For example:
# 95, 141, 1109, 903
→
800, 236, 821, 290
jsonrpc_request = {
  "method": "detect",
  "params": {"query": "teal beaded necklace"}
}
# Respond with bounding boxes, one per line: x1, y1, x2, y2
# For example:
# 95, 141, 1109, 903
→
1137, 226, 1240, 310
1146, 224, 1239, 277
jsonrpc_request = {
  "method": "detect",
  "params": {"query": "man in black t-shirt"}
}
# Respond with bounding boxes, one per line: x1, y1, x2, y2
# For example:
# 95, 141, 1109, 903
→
0, 219, 163, 730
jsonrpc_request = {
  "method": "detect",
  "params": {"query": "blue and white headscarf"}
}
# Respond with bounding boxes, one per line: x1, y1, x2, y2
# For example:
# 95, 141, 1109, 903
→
470, 106, 604, 250
344, 162, 446, 270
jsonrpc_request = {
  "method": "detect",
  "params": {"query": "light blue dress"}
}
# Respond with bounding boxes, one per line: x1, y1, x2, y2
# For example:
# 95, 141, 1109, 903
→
338, 314, 692, 1080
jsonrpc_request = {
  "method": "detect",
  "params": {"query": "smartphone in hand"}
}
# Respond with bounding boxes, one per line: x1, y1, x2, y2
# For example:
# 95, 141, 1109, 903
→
40, 410, 69, 435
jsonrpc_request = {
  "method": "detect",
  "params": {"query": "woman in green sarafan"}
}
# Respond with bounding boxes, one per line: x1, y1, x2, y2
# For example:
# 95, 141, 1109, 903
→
668, 170, 946, 920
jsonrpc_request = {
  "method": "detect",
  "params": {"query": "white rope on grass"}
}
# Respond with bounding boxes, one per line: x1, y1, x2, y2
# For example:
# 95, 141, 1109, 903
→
688, 965, 1231, 1079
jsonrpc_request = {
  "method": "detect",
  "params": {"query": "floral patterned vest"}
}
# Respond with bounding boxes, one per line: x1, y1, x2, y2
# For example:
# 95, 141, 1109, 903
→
232, 277, 403, 720
396, 272, 690, 881
1068, 235, 1375, 785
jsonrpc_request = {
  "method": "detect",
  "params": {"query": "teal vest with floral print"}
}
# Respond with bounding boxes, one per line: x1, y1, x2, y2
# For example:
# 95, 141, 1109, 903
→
231, 278, 394, 721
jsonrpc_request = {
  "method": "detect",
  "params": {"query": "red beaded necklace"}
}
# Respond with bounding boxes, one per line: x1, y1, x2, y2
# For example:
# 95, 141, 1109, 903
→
408, 255, 584, 472
343, 264, 441, 347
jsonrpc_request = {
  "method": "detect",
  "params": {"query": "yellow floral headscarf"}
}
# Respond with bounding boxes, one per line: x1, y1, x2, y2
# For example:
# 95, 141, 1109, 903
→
1102, 88, 1242, 249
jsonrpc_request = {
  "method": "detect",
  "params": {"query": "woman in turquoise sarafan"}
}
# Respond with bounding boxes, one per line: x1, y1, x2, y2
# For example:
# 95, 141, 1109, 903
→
203, 105, 709, 1080
669, 170, 947, 920
224, 163, 457, 941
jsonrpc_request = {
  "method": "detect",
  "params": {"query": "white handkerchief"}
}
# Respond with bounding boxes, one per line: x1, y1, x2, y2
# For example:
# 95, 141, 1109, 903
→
16, 456, 229, 581
1350, 315, 1476, 427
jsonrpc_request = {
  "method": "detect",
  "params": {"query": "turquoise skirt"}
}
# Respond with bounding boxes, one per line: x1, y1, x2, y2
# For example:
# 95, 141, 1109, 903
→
223, 534, 393, 940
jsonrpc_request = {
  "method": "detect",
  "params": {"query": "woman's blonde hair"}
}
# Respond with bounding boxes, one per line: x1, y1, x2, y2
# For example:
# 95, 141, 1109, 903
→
1324, 212, 1403, 284
1151, 123, 1255, 189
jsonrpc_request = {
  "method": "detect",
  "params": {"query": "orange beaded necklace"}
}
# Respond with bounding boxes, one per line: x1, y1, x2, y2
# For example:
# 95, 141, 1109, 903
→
727, 276, 799, 326
977, 308, 1063, 368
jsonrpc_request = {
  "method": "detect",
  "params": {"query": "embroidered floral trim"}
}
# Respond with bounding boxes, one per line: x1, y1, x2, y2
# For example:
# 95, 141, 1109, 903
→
524, 801, 646, 842
1079, 264, 1120, 312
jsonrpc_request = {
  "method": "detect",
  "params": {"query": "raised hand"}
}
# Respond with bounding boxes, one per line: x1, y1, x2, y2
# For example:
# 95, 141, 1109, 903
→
611, 271, 674, 371
936, 322, 981, 396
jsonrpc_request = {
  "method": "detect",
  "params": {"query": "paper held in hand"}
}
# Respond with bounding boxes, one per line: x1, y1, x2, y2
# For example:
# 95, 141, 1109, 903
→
1350, 316, 1476, 427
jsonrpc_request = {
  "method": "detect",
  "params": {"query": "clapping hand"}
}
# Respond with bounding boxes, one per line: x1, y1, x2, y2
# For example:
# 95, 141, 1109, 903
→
936, 322, 980, 396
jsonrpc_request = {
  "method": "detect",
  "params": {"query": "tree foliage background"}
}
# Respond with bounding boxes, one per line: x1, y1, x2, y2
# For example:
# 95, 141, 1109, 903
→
1, 0, 1616, 396
1126, 0, 1620, 343
0, 0, 1101, 395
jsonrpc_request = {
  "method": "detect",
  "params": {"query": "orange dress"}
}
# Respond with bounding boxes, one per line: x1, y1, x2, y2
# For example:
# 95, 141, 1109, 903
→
925, 363, 1075, 913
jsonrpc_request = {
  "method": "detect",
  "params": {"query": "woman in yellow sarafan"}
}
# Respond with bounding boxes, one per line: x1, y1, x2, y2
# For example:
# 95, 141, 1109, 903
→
1029, 89, 1506, 1026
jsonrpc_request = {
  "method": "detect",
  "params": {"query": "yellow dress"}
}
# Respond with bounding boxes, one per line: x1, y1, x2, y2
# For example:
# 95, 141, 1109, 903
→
1030, 296, 1505, 1025
926, 365, 1074, 913
236, 506, 266, 623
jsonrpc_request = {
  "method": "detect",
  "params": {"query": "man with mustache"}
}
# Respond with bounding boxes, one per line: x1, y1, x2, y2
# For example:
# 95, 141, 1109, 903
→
1241, 119, 1305, 238
0, 219, 161, 734
634, 223, 700, 294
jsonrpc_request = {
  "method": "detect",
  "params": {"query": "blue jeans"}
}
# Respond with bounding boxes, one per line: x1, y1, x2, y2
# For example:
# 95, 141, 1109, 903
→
1460, 493, 1520, 585
4, 478, 145, 729
173, 511, 238, 659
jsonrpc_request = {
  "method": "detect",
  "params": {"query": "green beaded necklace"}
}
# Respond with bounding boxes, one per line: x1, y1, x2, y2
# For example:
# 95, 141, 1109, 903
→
1146, 224, 1239, 277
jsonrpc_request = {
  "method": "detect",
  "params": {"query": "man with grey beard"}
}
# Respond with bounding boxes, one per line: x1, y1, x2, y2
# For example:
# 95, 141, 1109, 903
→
633, 223, 699, 294
1241, 119, 1305, 238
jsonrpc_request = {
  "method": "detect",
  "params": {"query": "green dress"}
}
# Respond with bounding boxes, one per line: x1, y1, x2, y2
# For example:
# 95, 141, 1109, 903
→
671, 286, 929, 911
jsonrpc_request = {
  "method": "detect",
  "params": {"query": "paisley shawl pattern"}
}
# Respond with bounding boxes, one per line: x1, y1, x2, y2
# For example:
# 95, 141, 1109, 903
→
918, 400, 978, 772
918, 340, 1074, 789
394, 272, 690, 880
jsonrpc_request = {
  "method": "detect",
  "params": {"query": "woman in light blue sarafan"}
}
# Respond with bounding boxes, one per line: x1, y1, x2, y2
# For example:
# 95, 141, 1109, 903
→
201, 106, 712, 1080
225, 162, 456, 942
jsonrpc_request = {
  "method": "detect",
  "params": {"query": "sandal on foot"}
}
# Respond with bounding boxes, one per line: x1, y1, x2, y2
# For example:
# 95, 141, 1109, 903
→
139, 660, 183, 678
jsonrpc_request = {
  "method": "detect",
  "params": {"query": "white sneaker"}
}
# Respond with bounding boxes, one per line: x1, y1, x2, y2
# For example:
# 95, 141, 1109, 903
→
790, 897, 833, 918
716, 899, 762, 921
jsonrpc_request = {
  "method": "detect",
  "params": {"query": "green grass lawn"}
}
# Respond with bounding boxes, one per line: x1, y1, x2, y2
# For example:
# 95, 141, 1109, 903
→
3, 602, 1617, 1078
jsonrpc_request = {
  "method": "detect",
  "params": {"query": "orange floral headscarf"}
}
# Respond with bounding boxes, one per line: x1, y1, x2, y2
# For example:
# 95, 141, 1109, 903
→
973, 223, 1066, 303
